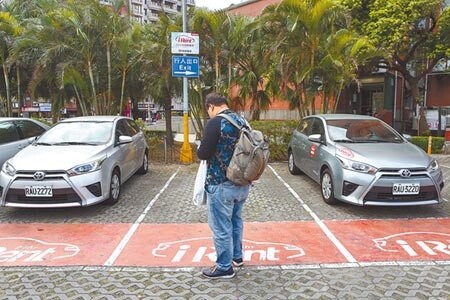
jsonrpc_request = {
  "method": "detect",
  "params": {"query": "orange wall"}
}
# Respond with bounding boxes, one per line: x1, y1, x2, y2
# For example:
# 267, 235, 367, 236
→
227, 0, 281, 17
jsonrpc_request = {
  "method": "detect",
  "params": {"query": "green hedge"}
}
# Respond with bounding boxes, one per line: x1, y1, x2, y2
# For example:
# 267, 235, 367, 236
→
250, 120, 298, 162
411, 136, 445, 154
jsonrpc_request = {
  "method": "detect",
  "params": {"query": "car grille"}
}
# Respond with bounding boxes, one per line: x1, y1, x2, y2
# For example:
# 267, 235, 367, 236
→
362, 168, 440, 203
5, 188, 82, 205
364, 185, 438, 203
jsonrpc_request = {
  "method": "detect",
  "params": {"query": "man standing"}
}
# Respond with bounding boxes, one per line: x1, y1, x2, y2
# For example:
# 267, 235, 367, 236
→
197, 93, 251, 279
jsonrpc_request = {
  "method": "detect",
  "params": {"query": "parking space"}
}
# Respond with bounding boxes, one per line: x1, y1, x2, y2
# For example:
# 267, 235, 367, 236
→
0, 156, 449, 269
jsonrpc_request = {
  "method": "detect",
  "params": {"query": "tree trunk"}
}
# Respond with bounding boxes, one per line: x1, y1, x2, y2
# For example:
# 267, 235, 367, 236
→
2, 62, 11, 116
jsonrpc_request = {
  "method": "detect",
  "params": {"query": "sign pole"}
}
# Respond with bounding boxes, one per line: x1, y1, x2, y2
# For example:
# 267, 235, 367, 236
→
179, 0, 193, 163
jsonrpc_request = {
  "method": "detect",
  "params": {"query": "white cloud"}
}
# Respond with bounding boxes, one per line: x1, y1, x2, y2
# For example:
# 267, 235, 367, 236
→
195, 0, 241, 10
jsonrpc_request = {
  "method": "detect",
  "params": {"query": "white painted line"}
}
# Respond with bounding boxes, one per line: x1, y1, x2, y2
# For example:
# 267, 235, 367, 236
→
104, 167, 181, 266
268, 165, 357, 263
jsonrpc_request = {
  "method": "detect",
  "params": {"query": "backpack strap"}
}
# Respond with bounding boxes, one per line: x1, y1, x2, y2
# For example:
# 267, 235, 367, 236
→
218, 113, 250, 130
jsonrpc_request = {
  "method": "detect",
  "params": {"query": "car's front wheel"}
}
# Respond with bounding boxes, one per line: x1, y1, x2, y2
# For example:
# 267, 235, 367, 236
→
321, 168, 338, 205
288, 150, 301, 175
104, 169, 121, 205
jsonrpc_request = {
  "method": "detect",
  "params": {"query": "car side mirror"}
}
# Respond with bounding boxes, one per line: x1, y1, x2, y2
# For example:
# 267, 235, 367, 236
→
117, 135, 132, 145
308, 134, 323, 143
402, 133, 412, 141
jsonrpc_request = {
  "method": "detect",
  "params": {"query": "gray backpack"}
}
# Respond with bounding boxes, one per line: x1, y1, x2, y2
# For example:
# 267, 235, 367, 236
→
219, 113, 270, 185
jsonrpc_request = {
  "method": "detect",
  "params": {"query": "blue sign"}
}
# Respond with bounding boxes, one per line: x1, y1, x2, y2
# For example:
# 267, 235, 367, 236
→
172, 56, 199, 78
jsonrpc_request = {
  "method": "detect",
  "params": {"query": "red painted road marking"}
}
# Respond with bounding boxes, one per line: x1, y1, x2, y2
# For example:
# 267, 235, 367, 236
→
0, 224, 129, 266
114, 222, 344, 267
0, 219, 449, 267
326, 218, 450, 262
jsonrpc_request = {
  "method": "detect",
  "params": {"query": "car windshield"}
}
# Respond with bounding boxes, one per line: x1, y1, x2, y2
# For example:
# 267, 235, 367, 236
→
36, 121, 112, 145
327, 119, 404, 143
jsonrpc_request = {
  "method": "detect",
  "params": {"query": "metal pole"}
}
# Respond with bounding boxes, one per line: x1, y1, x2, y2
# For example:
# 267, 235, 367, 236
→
179, 0, 193, 163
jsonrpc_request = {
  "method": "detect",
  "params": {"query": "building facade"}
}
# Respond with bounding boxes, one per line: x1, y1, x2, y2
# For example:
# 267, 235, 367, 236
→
101, 0, 195, 24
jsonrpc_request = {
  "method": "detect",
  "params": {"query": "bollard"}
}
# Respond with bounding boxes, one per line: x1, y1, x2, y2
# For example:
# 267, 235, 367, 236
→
427, 135, 432, 155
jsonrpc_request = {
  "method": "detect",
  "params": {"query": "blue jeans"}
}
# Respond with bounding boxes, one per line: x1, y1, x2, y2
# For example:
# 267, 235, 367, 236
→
206, 181, 250, 271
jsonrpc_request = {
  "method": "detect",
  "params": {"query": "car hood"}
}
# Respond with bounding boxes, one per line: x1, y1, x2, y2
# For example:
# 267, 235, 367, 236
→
8, 145, 107, 171
336, 142, 432, 168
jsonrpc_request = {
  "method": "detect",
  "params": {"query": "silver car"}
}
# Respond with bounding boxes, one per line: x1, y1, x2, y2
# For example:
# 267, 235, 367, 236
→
288, 114, 444, 206
0, 116, 148, 208
0, 118, 50, 169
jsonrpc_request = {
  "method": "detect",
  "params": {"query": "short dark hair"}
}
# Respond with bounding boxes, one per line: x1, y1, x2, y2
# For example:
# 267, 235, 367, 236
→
205, 92, 228, 107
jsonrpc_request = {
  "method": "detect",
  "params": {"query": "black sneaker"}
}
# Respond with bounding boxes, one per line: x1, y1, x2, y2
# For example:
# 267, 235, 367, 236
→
232, 258, 244, 267
202, 266, 235, 279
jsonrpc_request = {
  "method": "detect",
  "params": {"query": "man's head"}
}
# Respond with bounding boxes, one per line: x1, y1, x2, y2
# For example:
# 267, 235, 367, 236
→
205, 93, 228, 118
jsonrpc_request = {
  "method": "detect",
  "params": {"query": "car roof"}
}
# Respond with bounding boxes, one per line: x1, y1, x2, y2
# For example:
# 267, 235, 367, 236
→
0, 117, 40, 122
58, 115, 128, 123
308, 114, 378, 121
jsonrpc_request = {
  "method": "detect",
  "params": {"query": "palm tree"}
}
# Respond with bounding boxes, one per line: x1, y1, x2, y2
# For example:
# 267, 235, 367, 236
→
231, 17, 275, 120
191, 9, 231, 93
0, 7, 22, 116
135, 13, 183, 145
261, 0, 359, 117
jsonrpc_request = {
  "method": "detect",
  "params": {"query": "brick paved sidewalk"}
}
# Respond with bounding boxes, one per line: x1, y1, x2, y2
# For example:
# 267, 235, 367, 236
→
1, 263, 449, 299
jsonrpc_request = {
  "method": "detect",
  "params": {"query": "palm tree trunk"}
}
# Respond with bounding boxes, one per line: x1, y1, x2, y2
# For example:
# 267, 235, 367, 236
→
87, 60, 97, 115
2, 62, 11, 117
120, 69, 126, 115
16, 66, 21, 114
106, 43, 112, 113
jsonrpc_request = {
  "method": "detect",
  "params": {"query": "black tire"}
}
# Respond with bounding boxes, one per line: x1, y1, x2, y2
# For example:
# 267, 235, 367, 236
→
137, 150, 148, 175
104, 169, 121, 205
288, 150, 301, 175
320, 168, 338, 205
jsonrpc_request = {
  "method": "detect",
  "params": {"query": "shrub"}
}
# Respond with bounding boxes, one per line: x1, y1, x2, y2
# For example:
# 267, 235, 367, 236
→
250, 120, 298, 162
411, 136, 445, 154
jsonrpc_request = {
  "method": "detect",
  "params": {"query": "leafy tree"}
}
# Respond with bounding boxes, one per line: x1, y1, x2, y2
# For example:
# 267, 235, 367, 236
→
340, 0, 450, 134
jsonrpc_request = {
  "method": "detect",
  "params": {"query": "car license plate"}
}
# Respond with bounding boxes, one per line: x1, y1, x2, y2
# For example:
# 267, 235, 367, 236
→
25, 186, 53, 197
392, 183, 420, 195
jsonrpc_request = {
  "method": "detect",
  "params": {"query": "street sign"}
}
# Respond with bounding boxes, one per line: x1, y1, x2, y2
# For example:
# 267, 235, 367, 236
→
172, 56, 199, 78
171, 32, 199, 54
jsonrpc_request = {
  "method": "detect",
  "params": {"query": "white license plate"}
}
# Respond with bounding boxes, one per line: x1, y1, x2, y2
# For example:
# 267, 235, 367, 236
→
392, 183, 420, 195
25, 186, 53, 197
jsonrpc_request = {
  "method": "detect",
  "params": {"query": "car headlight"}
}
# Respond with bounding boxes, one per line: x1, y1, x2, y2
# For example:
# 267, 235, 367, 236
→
1, 161, 16, 177
67, 157, 106, 176
337, 155, 378, 174
427, 159, 439, 172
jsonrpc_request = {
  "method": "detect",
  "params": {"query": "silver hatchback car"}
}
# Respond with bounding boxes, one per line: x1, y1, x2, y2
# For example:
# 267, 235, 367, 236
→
0, 118, 50, 169
288, 114, 444, 206
0, 116, 148, 208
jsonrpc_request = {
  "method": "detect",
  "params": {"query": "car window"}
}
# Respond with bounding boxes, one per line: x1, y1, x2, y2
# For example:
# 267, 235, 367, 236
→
310, 119, 324, 136
0, 121, 20, 144
15, 120, 46, 139
297, 118, 314, 136
38, 122, 112, 144
125, 119, 139, 136
115, 120, 131, 141
327, 119, 403, 142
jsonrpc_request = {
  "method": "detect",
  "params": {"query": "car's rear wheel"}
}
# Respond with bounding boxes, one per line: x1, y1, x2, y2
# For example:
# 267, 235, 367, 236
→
137, 150, 148, 174
321, 168, 338, 205
288, 150, 301, 175
104, 169, 121, 205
